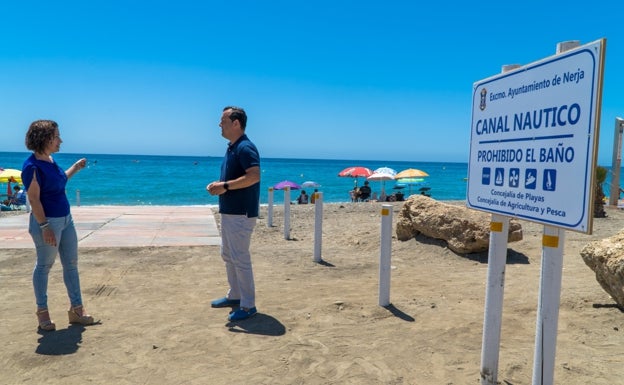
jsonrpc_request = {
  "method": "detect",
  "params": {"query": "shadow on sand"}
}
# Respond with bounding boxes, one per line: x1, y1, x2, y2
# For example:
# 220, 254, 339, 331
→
226, 313, 286, 336
36, 324, 86, 355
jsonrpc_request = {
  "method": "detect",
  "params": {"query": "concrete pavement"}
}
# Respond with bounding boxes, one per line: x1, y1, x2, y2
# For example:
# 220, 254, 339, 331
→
0, 206, 221, 249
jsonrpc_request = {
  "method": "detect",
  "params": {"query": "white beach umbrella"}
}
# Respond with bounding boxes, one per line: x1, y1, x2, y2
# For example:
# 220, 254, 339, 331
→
367, 172, 395, 195
374, 167, 397, 177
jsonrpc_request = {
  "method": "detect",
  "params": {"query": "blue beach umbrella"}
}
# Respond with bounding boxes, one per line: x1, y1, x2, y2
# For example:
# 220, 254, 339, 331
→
301, 181, 320, 188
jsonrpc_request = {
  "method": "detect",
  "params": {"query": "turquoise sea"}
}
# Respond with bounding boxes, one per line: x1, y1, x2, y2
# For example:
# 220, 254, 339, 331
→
3, 151, 620, 206
0, 151, 471, 206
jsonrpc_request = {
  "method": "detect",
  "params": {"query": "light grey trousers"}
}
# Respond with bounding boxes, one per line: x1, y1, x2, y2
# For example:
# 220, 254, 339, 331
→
220, 214, 257, 309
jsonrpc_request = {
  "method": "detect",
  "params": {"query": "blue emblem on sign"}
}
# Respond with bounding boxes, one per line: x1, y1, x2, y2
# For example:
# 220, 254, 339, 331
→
480, 88, 487, 111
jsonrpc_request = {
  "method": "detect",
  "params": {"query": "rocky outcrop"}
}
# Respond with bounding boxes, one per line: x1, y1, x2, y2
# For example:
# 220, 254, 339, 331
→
580, 231, 624, 307
396, 195, 523, 254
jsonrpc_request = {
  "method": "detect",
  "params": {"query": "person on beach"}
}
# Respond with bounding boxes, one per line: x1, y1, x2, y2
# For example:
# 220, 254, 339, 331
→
297, 189, 309, 204
9, 185, 27, 206
22, 120, 96, 331
358, 181, 372, 201
310, 189, 318, 204
207, 106, 261, 321
350, 187, 359, 202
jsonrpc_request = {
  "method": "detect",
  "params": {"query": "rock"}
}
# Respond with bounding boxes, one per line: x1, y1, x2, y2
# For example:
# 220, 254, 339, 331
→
396, 195, 523, 254
580, 231, 624, 307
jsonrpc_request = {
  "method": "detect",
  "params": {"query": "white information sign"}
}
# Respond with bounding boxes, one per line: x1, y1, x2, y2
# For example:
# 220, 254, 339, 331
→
467, 39, 605, 233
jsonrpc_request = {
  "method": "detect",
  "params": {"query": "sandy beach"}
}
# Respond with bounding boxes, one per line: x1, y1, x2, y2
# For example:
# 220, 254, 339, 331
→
1, 201, 623, 385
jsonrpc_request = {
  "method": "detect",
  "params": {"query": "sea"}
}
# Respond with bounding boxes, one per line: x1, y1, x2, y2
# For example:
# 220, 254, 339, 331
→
3, 151, 619, 207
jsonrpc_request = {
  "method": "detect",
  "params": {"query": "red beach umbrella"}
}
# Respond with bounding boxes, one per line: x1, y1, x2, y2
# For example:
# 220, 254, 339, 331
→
338, 166, 373, 178
338, 166, 373, 187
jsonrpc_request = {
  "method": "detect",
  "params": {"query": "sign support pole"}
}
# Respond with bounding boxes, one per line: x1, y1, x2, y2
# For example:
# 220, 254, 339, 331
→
480, 63, 519, 385
532, 226, 565, 385
479, 214, 510, 385
528, 40, 579, 385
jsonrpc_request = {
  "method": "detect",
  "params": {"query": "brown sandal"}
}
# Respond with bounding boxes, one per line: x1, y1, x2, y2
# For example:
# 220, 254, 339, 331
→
36, 308, 56, 331
68, 306, 95, 325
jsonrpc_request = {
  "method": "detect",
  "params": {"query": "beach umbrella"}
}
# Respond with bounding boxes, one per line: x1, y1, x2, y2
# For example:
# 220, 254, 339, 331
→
338, 166, 373, 178
395, 177, 427, 195
368, 172, 395, 182
0, 169, 22, 183
338, 166, 373, 187
367, 172, 395, 195
301, 181, 320, 188
396, 177, 425, 184
273, 180, 301, 190
374, 167, 397, 176
394, 168, 429, 179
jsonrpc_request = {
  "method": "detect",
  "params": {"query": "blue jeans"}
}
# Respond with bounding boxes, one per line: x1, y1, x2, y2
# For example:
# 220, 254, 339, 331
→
29, 213, 83, 309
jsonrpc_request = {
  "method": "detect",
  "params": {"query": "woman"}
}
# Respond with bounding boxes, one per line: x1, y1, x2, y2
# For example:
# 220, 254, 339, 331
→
22, 120, 95, 331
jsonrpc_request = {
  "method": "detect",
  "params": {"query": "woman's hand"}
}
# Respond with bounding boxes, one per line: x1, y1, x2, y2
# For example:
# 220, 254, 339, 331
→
75, 158, 87, 170
67, 158, 87, 178
42, 227, 56, 246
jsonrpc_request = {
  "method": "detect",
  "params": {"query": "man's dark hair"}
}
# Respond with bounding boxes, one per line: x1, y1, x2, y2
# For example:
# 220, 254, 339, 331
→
223, 106, 247, 130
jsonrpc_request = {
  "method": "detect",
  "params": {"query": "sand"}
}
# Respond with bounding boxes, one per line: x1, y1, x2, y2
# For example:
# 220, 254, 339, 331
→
1, 202, 623, 385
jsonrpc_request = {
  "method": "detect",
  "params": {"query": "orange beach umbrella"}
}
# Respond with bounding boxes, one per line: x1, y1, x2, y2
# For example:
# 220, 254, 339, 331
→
394, 168, 429, 179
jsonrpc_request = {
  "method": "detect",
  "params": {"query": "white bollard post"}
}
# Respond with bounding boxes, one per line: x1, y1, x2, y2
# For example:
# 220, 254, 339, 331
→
313, 192, 323, 262
532, 226, 565, 385
267, 187, 274, 227
76, 189, 81, 207
284, 187, 291, 240
480, 214, 510, 384
378, 204, 393, 307
25, 194, 31, 212
608, 117, 624, 207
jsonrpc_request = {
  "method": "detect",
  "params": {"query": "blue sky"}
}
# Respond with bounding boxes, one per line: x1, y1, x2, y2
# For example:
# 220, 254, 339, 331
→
0, 1, 622, 164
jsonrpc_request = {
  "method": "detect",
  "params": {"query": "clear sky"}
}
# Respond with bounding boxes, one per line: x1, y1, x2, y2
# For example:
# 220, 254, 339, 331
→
1, 1, 622, 164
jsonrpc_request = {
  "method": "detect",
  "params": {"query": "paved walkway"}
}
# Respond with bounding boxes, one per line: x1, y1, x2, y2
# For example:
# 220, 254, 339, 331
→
0, 206, 221, 249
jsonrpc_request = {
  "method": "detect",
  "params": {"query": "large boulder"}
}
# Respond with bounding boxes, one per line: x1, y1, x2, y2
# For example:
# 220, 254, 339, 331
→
580, 231, 624, 307
396, 195, 523, 254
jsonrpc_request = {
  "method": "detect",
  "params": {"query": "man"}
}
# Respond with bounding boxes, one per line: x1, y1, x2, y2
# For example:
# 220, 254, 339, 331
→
207, 106, 261, 321
359, 181, 372, 201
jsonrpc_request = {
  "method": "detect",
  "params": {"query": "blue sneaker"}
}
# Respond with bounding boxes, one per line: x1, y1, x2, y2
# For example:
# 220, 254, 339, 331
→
228, 307, 257, 321
211, 297, 240, 308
